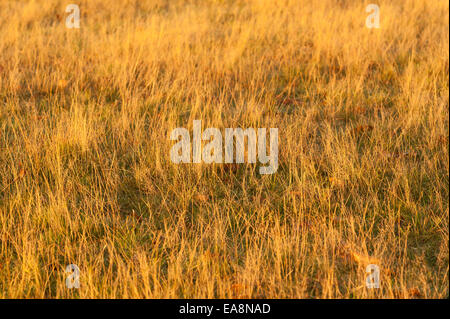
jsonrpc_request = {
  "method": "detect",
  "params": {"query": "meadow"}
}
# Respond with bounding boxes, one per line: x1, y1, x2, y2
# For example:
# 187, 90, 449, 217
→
0, 0, 448, 298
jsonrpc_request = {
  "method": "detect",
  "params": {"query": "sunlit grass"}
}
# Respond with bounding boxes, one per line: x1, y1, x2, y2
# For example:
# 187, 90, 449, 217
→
0, 0, 448, 298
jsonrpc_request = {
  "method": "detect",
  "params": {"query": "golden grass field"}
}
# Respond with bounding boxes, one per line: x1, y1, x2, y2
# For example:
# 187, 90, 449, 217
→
0, 0, 448, 298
